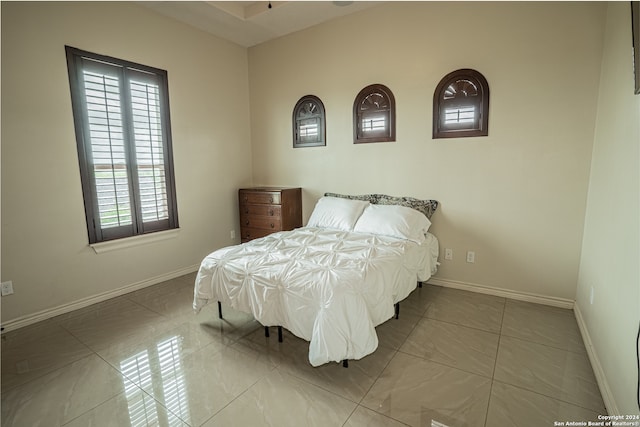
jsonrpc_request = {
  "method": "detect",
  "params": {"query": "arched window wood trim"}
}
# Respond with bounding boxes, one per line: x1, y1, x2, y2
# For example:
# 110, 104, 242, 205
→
353, 84, 396, 144
293, 95, 326, 148
433, 69, 489, 139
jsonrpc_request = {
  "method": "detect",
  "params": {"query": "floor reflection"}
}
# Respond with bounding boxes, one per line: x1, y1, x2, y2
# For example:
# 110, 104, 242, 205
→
157, 336, 191, 425
120, 336, 191, 426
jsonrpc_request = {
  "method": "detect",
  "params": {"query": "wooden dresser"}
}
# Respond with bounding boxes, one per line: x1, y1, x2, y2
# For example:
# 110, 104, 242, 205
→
239, 187, 302, 243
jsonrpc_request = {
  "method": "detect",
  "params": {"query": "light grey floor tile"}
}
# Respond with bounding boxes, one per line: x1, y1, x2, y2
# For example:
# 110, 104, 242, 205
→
502, 300, 585, 353
63, 387, 188, 427
1, 321, 92, 393
376, 312, 421, 350
399, 284, 442, 317
1, 354, 129, 427
361, 352, 492, 427
494, 336, 605, 412
230, 325, 299, 367
1, 279, 606, 427
344, 406, 410, 427
126, 341, 275, 427
201, 368, 356, 427
195, 302, 263, 340
284, 342, 396, 403
234, 325, 397, 402
424, 288, 505, 333
48, 295, 133, 324
485, 381, 602, 427
98, 316, 239, 379
175, 272, 197, 286
400, 318, 499, 377
60, 298, 174, 352
126, 278, 195, 318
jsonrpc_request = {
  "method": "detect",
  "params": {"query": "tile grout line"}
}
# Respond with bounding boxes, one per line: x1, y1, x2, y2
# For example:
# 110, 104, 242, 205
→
418, 314, 502, 336
487, 300, 604, 421
499, 334, 595, 358
61, 285, 260, 427
393, 348, 495, 380
489, 378, 605, 414
76, 339, 195, 427
483, 296, 507, 427
0, 321, 100, 395
196, 365, 278, 427
422, 303, 504, 335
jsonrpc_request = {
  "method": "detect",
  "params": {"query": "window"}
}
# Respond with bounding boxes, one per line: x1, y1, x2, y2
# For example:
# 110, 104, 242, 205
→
353, 84, 395, 143
292, 95, 325, 148
433, 69, 489, 139
66, 46, 178, 244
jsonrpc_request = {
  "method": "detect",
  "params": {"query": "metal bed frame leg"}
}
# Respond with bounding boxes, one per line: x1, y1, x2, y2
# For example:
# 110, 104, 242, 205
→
342, 359, 348, 368
219, 302, 278, 341
394, 302, 400, 319
264, 326, 283, 341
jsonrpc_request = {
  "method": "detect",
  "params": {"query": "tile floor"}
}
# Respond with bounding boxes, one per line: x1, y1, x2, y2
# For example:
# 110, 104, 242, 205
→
1, 273, 606, 426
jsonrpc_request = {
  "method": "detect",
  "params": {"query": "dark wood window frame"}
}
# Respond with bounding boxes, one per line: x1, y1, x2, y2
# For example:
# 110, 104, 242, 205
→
292, 95, 326, 148
66, 46, 178, 244
353, 83, 396, 144
433, 69, 490, 139
633, 1, 640, 94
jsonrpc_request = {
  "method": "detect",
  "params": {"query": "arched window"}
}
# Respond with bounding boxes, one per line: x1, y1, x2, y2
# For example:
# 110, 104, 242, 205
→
353, 84, 395, 143
293, 95, 325, 148
433, 69, 489, 139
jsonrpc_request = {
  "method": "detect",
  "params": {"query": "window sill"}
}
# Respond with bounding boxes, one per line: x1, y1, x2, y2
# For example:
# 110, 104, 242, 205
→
90, 228, 180, 254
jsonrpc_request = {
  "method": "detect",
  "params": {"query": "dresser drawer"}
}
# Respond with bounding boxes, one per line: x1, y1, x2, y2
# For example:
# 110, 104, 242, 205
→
241, 227, 276, 242
240, 191, 281, 205
240, 215, 281, 230
240, 204, 281, 217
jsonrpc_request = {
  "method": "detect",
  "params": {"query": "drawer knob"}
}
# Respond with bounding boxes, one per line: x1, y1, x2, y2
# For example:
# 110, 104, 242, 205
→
270, 223, 275, 228
245, 220, 250, 226
269, 209, 274, 216
269, 197, 274, 203
245, 209, 249, 214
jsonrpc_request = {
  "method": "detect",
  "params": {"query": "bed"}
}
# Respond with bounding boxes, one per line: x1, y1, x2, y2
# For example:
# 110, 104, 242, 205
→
193, 193, 439, 367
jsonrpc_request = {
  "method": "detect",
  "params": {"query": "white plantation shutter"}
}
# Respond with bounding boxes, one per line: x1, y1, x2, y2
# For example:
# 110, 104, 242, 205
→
129, 79, 169, 223
67, 47, 178, 244
82, 69, 133, 229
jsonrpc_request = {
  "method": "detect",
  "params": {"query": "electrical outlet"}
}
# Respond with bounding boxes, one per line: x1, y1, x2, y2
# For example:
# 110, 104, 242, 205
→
466, 251, 475, 263
444, 248, 453, 260
230, 229, 236, 240
1, 281, 14, 296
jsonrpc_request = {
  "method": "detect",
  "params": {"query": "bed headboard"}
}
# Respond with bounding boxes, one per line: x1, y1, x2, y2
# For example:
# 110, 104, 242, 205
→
324, 193, 439, 219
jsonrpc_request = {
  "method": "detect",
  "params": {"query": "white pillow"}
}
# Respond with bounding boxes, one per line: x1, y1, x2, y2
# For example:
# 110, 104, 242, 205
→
306, 197, 370, 231
353, 204, 431, 243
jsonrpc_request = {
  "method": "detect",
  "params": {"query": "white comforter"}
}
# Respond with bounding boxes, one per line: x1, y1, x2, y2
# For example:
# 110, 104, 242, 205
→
193, 227, 438, 366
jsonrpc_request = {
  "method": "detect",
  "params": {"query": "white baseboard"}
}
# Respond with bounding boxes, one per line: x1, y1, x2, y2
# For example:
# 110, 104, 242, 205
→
427, 277, 575, 309
1, 264, 200, 333
573, 303, 618, 415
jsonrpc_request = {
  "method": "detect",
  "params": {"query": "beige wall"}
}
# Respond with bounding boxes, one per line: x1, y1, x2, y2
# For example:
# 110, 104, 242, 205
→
1, 2, 253, 323
576, 2, 640, 415
248, 2, 606, 300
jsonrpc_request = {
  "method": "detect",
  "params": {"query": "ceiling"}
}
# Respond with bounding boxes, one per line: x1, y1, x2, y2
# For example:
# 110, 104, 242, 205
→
140, 1, 383, 47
